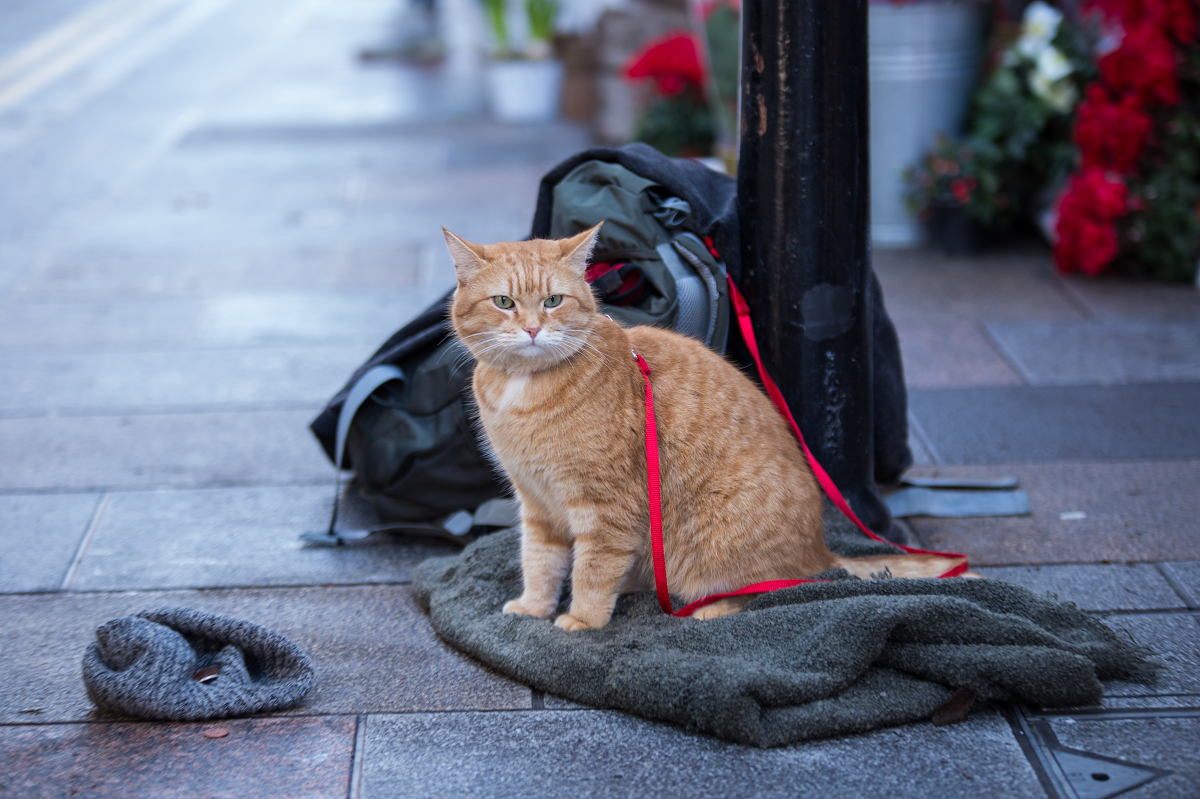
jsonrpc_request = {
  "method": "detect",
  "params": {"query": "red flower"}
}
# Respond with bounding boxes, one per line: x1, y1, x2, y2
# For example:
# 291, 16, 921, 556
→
625, 33, 707, 96
1075, 217, 1122, 275
1074, 85, 1153, 172
1164, 0, 1198, 43
950, 178, 971, 204
1054, 168, 1129, 275
1088, 0, 1195, 41
1098, 21, 1181, 107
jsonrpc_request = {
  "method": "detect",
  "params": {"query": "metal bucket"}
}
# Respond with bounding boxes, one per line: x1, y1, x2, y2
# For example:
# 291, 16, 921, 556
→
870, 0, 984, 248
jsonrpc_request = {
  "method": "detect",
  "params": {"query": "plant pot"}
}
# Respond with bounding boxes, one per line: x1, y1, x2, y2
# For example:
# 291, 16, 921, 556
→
485, 59, 565, 124
926, 205, 984, 255
870, 0, 985, 248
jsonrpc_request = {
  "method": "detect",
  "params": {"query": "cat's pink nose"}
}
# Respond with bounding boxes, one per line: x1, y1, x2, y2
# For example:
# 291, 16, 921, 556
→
524, 328, 541, 340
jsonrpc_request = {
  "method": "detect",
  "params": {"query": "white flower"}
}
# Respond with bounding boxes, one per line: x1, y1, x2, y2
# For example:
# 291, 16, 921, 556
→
1036, 46, 1073, 83
1016, 1, 1063, 59
1029, 70, 1078, 113
1027, 45, 1077, 113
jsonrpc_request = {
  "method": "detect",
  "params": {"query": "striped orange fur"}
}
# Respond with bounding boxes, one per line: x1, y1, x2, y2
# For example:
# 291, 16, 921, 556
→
445, 225, 966, 631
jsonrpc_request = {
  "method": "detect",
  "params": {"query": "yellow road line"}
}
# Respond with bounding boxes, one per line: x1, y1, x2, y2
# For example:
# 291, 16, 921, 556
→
0, 0, 188, 113
0, 0, 141, 84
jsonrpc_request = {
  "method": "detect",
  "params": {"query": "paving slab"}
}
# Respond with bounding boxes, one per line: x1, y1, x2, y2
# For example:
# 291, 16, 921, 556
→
174, 125, 457, 169
906, 418, 937, 466
906, 461, 1200, 565
15, 245, 428, 302
1099, 614, 1200, 698
195, 287, 449, 346
0, 346, 369, 413
169, 123, 588, 186
1048, 716, 1200, 799
1158, 562, 1200, 608
873, 245, 1084, 324
908, 384, 1200, 464
72, 202, 397, 260
895, 320, 1025, 389
0, 585, 529, 724
1060, 695, 1200, 711
985, 319, 1200, 386
0, 288, 448, 352
0, 410, 330, 491
0, 716, 355, 799
976, 564, 1187, 611
0, 492, 100, 593
68, 485, 457, 590
1059, 273, 1200, 320
355, 162, 565, 205
70, 196, 529, 259
360, 709, 1043, 799
0, 299, 202, 351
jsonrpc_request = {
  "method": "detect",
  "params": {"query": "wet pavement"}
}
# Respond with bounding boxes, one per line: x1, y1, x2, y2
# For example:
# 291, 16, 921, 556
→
1, 1, 1197, 797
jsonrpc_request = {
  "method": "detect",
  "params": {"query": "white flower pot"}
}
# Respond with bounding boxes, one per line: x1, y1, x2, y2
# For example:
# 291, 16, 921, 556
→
870, 0, 985, 247
486, 59, 565, 124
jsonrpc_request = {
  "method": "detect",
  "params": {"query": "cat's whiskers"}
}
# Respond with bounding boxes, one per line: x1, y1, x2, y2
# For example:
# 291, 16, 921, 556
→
471, 341, 515, 363
450, 334, 497, 370
559, 331, 609, 367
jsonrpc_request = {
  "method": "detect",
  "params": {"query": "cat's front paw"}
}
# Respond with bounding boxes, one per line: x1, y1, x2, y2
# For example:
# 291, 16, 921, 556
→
502, 598, 554, 618
690, 597, 746, 620
553, 613, 599, 632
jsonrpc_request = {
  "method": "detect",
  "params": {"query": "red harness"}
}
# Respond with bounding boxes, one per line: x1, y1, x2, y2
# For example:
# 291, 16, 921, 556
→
635, 275, 968, 618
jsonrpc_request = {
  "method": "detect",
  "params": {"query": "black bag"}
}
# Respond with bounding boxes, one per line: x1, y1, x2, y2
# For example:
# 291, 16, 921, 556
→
309, 145, 739, 540
308, 143, 912, 541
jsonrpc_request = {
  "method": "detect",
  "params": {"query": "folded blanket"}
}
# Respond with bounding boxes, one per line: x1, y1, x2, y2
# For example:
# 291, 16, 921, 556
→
413, 510, 1156, 746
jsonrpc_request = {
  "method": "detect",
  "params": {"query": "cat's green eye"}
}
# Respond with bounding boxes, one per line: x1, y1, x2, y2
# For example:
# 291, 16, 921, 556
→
543, 295, 563, 308
493, 296, 515, 309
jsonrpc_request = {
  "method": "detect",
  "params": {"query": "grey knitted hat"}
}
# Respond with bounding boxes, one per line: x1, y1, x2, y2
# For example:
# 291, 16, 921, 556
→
82, 607, 316, 721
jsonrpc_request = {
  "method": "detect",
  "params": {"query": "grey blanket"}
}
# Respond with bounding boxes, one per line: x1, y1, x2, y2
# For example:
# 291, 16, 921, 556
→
412, 511, 1155, 747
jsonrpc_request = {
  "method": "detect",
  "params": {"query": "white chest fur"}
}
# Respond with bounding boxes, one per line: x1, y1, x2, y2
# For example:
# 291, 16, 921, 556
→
494, 373, 529, 412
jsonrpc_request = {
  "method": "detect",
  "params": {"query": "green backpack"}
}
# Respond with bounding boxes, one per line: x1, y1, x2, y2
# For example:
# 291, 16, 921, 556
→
307, 158, 732, 545
549, 160, 729, 351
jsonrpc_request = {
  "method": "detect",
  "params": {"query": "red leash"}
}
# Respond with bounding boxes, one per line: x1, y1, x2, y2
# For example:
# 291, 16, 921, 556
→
634, 274, 968, 618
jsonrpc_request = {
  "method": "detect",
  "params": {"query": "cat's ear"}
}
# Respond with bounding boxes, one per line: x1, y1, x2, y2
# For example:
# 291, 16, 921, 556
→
443, 228, 487, 282
560, 222, 603, 276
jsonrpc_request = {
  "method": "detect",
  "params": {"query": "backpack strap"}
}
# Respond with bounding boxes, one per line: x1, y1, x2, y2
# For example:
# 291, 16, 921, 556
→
670, 235, 723, 349
335, 364, 404, 470
306, 364, 521, 547
311, 364, 404, 544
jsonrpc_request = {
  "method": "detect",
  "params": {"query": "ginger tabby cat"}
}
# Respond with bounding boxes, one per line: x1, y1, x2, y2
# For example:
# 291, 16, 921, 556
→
445, 224, 966, 631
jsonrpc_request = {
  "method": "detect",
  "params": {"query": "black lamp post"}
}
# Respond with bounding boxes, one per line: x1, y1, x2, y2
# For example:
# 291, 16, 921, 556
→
737, 0, 892, 534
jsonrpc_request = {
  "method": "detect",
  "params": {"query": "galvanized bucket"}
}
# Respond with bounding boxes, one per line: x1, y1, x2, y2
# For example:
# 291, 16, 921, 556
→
870, 0, 985, 248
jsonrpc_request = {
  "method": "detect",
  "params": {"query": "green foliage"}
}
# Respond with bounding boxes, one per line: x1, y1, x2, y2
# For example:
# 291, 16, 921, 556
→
903, 135, 1016, 228
703, 3, 740, 142
526, 0, 558, 43
482, 0, 508, 52
965, 45, 1085, 213
634, 90, 715, 158
1115, 110, 1200, 282
906, 6, 1092, 232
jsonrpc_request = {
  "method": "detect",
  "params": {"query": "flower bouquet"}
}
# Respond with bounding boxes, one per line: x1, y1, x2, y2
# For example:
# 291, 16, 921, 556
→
624, 31, 715, 158
1054, 0, 1200, 282
903, 135, 1005, 252
904, 2, 1092, 242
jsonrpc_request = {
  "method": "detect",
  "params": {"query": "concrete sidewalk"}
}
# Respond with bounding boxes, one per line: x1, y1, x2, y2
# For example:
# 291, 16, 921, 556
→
1, 0, 1197, 797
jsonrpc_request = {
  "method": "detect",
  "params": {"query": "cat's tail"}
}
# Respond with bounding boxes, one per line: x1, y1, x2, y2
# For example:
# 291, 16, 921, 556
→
830, 553, 979, 581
